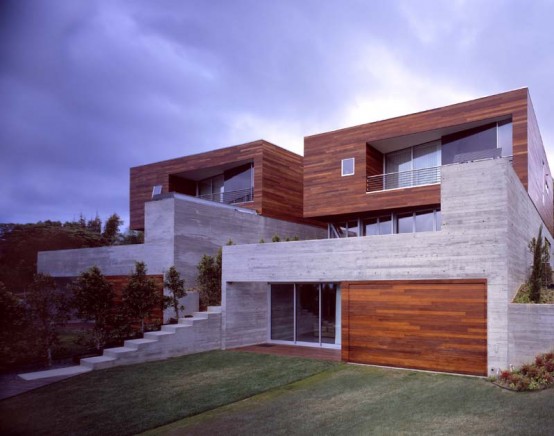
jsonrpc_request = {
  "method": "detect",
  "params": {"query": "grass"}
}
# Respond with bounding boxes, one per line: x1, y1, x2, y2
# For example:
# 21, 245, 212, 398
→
3, 351, 554, 436
0, 350, 335, 436
147, 365, 554, 436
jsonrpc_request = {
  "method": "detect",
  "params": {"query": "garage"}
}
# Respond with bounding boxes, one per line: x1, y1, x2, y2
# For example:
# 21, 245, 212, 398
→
342, 279, 487, 376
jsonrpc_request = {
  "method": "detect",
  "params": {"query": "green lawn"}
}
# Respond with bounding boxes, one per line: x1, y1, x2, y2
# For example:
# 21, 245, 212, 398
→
0, 351, 335, 436
148, 364, 554, 436
2, 351, 554, 436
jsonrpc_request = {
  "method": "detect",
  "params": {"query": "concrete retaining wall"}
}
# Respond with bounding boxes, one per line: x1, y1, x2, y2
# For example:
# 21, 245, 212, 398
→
508, 303, 554, 367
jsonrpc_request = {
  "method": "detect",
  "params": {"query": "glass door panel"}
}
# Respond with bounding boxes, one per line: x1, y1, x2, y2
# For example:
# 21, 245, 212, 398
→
270, 284, 294, 341
321, 284, 337, 344
296, 284, 319, 343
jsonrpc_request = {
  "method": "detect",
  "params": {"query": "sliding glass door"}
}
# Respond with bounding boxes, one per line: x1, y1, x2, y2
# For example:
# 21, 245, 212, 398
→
270, 283, 340, 348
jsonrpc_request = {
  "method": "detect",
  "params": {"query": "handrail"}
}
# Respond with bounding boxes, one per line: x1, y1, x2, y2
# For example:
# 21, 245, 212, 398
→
196, 187, 254, 204
367, 166, 441, 192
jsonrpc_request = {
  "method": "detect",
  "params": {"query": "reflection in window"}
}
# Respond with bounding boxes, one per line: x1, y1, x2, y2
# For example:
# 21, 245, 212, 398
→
342, 158, 355, 176
415, 210, 434, 232
397, 213, 413, 234
384, 142, 440, 189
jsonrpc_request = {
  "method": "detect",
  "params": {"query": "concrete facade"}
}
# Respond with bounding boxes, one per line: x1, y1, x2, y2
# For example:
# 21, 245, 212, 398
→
38, 193, 325, 320
222, 158, 554, 374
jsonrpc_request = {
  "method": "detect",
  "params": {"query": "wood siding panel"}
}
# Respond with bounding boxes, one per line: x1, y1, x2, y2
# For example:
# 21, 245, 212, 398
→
304, 89, 530, 220
342, 279, 487, 376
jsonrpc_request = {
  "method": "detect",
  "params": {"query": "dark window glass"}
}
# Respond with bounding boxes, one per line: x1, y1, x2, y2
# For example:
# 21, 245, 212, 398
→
498, 120, 512, 157
321, 284, 337, 345
296, 284, 319, 343
379, 216, 393, 234
436, 210, 442, 230
441, 123, 498, 165
397, 213, 413, 233
271, 284, 294, 341
363, 218, 379, 236
415, 210, 434, 232
224, 163, 253, 203
347, 221, 359, 237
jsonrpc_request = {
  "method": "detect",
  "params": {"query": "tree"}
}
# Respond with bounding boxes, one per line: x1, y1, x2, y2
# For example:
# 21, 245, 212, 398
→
72, 266, 115, 351
86, 215, 102, 234
163, 266, 187, 321
528, 225, 551, 303
196, 240, 232, 308
103, 213, 123, 245
0, 282, 30, 368
26, 274, 69, 366
122, 262, 160, 334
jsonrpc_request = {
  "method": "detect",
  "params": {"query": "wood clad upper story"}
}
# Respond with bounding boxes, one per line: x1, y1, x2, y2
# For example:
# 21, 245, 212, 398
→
303, 88, 553, 234
130, 140, 304, 230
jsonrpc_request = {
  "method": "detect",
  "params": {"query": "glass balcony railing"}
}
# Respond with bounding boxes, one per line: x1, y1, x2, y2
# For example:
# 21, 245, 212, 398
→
196, 187, 254, 205
366, 166, 441, 193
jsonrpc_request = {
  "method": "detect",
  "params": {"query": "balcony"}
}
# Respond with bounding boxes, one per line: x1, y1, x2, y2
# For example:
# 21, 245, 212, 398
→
366, 166, 441, 193
196, 187, 254, 205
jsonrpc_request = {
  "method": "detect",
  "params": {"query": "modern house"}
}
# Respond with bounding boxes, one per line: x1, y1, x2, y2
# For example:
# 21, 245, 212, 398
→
38, 88, 554, 377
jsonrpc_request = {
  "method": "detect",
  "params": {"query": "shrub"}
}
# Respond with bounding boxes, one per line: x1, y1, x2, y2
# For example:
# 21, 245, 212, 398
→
494, 350, 554, 392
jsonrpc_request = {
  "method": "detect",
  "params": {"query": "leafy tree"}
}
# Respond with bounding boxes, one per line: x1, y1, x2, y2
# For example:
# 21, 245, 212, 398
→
87, 215, 102, 234
72, 266, 115, 351
0, 282, 31, 368
103, 213, 123, 245
528, 225, 552, 302
120, 229, 144, 245
196, 240, 232, 308
163, 266, 187, 321
27, 274, 70, 366
122, 262, 160, 334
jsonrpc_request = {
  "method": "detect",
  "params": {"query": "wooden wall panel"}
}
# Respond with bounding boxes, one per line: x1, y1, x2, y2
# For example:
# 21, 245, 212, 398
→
130, 142, 263, 230
527, 95, 554, 235
342, 279, 487, 376
304, 89, 530, 219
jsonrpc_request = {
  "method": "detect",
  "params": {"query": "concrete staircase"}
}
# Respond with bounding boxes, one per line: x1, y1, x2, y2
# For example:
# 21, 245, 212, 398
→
79, 306, 222, 371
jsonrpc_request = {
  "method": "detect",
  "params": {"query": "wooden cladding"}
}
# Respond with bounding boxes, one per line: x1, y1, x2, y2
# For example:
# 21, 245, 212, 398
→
304, 88, 553, 234
130, 140, 305, 230
341, 279, 487, 376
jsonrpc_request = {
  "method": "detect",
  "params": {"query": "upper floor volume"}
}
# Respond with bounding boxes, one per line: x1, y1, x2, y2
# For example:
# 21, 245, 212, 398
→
129, 88, 553, 235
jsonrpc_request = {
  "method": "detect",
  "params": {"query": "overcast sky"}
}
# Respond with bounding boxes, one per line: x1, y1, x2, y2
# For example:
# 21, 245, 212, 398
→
1, 0, 554, 228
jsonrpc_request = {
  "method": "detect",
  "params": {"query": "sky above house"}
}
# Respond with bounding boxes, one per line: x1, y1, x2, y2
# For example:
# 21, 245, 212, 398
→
2, 0, 554, 228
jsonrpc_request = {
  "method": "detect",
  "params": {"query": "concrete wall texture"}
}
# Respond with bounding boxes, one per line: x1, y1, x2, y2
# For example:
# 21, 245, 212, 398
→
38, 193, 325, 321
222, 158, 554, 373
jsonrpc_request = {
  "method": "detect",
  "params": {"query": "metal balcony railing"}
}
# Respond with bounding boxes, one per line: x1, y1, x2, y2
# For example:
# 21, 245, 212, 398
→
366, 166, 441, 192
196, 187, 254, 205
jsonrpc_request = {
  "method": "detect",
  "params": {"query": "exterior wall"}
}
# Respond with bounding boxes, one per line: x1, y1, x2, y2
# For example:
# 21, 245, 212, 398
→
508, 304, 554, 367
303, 89, 530, 220
130, 140, 308, 230
222, 158, 554, 373
222, 282, 268, 349
38, 193, 325, 321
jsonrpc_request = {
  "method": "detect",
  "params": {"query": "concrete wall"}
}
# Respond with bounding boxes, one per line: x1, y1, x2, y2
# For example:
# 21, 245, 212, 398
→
38, 193, 325, 322
222, 158, 554, 373
508, 304, 554, 366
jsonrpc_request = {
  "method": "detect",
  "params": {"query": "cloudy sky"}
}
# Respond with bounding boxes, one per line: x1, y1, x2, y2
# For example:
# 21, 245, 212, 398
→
1, 0, 554, 228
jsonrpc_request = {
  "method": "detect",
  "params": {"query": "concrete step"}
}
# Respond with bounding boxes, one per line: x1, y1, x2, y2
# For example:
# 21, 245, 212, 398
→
192, 312, 209, 320
162, 324, 192, 333
178, 318, 194, 326
124, 338, 158, 350
80, 355, 117, 370
207, 306, 222, 313
19, 365, 92, 381
103, 347, 137, 358
144, 331, 174, 341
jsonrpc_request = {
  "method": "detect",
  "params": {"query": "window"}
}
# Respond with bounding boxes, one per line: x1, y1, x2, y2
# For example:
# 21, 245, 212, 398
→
363, 216, 392, 236
384, 141, 440, 189
341, 158, 355, 176
151, 185, 162, 197
197, 163, 254, 204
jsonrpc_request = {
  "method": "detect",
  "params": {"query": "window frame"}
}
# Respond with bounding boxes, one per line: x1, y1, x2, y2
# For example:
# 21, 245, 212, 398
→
341, 158, 355, 177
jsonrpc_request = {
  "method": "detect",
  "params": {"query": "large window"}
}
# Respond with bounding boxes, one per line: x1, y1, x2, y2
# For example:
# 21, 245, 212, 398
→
442, 120, 512, 165
384, 141, 441, 189
270, 283, 340, 348
197, 163, 254, 204
329, 208, 441, 238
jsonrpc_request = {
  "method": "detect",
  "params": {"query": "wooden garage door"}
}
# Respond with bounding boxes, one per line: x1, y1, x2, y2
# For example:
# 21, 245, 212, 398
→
342, 280, 487, 376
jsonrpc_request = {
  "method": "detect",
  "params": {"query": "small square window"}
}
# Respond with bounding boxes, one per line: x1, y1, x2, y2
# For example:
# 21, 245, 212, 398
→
341, 158, 355, 176
152, 185, 162, 197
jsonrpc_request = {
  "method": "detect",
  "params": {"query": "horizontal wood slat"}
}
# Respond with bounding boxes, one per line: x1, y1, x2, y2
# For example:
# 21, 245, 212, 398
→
342, 279, 487, 376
